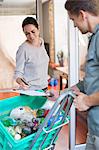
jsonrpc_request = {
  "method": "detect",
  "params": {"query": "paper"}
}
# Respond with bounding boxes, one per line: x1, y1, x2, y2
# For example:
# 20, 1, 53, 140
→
0, 89, 14, 93
13, 89, 48, 96
0, 89, 50, 96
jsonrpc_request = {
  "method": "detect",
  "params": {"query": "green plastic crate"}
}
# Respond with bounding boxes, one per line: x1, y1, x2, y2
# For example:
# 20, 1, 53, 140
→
0, 95, 65, 150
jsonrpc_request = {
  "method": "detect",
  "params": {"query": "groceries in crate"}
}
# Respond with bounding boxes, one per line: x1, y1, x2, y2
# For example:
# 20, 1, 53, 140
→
1, 106, 48, 140
1, 117, 17, 127
10, 106, 37, 122
1, 105, 64, 141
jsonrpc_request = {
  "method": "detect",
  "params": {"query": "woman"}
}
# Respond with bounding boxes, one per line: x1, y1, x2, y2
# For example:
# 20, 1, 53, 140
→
14, 17, 49, 91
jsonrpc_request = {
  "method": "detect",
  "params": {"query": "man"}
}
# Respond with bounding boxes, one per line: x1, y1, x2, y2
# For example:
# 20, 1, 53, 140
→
65, 0, 99, 149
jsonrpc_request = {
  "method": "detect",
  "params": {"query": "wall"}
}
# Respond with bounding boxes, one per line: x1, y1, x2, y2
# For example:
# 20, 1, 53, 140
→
79, 32, 88, 69
43, 2, 49, 43
53, 0, 68, 64
0, 16, 28, 61
53, 0, 88, 67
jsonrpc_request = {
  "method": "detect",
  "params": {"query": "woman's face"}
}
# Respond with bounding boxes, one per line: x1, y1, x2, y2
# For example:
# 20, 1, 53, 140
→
23, 24, 40, 44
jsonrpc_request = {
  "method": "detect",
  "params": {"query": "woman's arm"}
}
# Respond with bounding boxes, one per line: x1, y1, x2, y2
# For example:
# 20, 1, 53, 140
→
15, 46, 29, 89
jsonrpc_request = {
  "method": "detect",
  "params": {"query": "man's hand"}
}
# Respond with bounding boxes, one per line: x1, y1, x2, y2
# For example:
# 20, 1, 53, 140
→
71, 85, 80, 92
73, 91, 90, 111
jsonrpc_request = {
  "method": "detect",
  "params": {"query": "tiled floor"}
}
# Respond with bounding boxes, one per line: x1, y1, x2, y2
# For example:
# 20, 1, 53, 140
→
0, 92, 19, 100
54, 111, 87, 150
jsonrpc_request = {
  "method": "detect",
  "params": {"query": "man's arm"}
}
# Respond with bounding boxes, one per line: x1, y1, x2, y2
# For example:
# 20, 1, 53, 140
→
88, 92, 99, 106
73, 91, 99, 111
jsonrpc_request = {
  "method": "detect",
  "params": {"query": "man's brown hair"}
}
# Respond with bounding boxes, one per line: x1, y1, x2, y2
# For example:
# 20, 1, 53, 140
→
65, 0, 99, 16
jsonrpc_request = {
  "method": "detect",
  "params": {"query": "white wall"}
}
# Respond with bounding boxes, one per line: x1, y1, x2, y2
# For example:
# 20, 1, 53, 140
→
53, 0, 68, 63
43, 2, 49, 43
53, 0, 88, 66
79, 32, 88, 68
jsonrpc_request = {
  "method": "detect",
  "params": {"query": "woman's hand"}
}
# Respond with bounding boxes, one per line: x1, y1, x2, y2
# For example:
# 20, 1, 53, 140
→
45, 89, 59, 101
16, 78, 29, 90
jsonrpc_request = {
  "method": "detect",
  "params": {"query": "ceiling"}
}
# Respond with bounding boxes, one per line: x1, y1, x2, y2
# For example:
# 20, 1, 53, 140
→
0, 0, 36, 7
0, 0, 48, 15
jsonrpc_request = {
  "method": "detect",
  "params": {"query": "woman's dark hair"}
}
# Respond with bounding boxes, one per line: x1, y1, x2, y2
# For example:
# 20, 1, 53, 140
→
22, 17, 39, 29
65, 0, 98, 16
